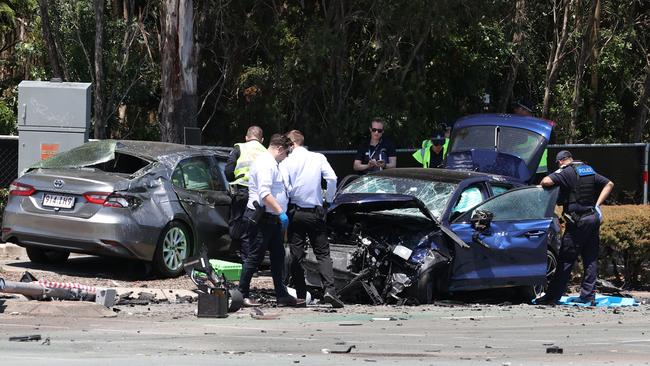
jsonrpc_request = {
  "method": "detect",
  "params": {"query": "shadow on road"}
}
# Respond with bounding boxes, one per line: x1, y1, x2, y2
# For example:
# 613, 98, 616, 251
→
3, 255, 154, 281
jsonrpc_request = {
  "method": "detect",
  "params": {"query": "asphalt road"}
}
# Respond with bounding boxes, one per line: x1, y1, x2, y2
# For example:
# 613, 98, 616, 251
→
1, 243, 649, 365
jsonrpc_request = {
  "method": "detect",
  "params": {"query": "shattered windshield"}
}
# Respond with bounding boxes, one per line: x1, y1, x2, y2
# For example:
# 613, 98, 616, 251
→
451, 126, 545, 162
340, 176, 457, 219
30, 140, 117, 169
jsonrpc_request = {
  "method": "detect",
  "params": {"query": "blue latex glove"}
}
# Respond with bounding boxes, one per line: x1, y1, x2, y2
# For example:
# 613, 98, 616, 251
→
595, 205, 603, 222
279, 212, 289, 231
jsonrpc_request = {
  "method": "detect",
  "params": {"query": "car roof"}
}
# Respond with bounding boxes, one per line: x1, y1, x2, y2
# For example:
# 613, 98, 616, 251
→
111, 140, 230, 162
372, 167, 510, 184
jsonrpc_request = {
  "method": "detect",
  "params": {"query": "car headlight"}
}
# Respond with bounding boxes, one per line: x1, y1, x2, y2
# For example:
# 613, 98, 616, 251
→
392, 245, 413, 260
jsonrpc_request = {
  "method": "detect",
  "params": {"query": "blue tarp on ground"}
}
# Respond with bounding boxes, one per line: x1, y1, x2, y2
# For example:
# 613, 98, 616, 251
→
558, 294, 638, 307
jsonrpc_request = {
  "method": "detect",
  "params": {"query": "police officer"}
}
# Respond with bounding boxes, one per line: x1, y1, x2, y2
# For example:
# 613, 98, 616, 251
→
412, 129, 449, 168
225, 126, 266, 262
537, 150, 614, 305
238, 134, 301, 307
281, 130, 344, 308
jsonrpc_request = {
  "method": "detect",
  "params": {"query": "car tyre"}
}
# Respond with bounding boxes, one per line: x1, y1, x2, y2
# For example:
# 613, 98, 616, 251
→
153, 221, 192, 278
26, 247, 70, 264
520, 249, 558, 302
416, 270, 436, 304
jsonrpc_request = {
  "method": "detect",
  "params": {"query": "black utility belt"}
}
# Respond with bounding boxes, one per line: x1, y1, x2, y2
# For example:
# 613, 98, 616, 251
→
563, 207, 596, 225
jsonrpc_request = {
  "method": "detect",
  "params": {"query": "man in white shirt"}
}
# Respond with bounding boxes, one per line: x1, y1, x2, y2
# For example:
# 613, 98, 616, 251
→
238, 134, 301, 307
281, 130, 344, 308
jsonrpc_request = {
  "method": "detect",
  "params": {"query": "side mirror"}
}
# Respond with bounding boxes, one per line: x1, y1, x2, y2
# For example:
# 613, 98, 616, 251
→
470, 209, 493, 232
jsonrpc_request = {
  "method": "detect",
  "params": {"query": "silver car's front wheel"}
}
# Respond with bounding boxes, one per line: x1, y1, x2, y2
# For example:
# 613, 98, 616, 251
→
153, 221, 191, 277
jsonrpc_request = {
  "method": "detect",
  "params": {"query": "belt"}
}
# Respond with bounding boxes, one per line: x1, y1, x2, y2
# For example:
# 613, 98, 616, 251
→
564, 207, 596, 224
295, 206, 320, 212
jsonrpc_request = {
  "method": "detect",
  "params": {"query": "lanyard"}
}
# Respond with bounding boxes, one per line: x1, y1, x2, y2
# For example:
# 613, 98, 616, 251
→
368, 139, 382, 160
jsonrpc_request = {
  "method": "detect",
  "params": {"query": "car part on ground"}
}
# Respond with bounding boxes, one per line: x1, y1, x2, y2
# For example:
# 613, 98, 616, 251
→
0, 271, 116, 307
183, 251, 243, 313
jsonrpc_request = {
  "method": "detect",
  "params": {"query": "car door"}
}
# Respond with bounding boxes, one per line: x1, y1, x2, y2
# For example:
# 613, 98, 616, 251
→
172, 156, 231, 253
448, 186, 559, 291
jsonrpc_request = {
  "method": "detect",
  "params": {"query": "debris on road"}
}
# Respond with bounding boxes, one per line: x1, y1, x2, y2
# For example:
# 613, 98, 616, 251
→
546, 346, 564, 354
250, 307, 280, 320
1, 272, 116, 308
183, 251, 243, 315
9, 335, 42, 342
322, 345, 356, 354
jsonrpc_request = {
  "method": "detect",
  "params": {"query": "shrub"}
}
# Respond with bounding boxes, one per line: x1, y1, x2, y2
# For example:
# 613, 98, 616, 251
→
599, 205, 650, 289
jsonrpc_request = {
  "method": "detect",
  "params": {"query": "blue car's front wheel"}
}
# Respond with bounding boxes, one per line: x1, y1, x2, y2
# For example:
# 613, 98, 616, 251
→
521, 249, 558, 302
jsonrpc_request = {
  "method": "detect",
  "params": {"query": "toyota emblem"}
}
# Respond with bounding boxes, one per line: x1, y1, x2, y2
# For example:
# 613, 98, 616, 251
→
53, 179, 65, 188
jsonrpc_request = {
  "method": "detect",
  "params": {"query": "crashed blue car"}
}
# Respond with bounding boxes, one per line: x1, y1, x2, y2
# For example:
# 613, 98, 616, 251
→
303, 114, 560, 304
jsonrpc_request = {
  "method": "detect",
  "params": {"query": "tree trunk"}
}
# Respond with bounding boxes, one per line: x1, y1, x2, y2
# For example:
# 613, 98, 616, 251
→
37, 0, 64, 80
498, 0, 527, 113
93, 0, 107, 139
542, 0, 573, 119
587, 0, 601, 131
633, 65, 650, 142
568, 0, 597, 143
159, 0, 197, 143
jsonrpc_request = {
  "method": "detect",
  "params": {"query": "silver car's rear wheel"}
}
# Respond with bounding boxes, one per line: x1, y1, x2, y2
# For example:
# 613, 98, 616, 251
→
153, 221, 191, 277
26, 247, 70, 264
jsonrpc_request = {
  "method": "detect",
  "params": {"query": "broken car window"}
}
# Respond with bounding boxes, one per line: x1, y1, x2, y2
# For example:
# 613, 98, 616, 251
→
173, 157, 216, 191
471, 187, 557, 221
340, 176, 457, 219
30, 140, 118, 170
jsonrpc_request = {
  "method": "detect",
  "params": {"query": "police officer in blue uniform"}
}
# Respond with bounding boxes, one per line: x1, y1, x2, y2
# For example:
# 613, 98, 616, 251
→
537, 150, 614, 305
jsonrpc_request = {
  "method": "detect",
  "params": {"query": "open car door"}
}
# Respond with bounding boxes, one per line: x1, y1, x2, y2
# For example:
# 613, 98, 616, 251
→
448, 186, 559, 291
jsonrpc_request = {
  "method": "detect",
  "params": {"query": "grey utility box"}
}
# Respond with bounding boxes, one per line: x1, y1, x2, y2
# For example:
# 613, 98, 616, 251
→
17, 80, 92, 176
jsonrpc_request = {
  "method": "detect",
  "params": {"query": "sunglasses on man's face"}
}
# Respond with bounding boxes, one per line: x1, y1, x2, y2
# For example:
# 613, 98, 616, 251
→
371, 128, 384, 133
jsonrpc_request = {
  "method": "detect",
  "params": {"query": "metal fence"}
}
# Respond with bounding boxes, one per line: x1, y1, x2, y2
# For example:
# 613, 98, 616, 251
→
0, 135, 647, 204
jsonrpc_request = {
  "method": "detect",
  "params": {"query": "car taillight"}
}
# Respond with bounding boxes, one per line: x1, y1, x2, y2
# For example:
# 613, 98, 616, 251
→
83, 192, 141, 208
9, 181, 35, 196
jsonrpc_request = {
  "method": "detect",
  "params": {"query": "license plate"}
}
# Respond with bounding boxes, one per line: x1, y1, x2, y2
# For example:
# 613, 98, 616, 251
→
43, 194, 75, 209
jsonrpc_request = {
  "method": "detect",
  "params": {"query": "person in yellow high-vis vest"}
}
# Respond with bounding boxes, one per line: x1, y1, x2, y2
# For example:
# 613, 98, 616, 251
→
412, 129, 449, 168
225, 126, 266, 261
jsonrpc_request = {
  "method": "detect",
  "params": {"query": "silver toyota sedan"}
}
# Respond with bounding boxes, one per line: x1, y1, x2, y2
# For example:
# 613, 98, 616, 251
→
1, 140, 233, 277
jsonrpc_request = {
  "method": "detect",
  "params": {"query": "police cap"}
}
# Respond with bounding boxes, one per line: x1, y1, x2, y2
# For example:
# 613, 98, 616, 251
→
556, 150, 572, 162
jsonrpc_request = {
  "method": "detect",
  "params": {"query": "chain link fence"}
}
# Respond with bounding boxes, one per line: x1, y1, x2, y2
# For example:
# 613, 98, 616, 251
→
0, 136, 647, 204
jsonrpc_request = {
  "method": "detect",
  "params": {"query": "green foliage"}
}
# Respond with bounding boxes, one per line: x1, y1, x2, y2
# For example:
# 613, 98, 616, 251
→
600, 205, 650, 289
0, 99, 16, 134
0, 0, 647, 147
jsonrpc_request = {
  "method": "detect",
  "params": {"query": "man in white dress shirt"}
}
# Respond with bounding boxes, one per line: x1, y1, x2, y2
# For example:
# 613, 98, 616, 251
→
238, 134, 301, 307
281, 130, 344, 308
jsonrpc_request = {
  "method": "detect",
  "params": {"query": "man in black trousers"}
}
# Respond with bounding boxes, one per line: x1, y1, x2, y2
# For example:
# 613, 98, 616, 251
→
281, 130, 344, 308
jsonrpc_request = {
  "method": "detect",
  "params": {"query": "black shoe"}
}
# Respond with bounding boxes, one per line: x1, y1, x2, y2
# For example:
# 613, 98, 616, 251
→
277, 296, 306, 308
534, 295, 558, 306
323, 292, 345, 309
242, 297, 262, 307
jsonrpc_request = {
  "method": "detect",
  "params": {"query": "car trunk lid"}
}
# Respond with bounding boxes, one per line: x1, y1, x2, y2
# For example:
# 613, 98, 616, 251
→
445, 114, 553, 183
